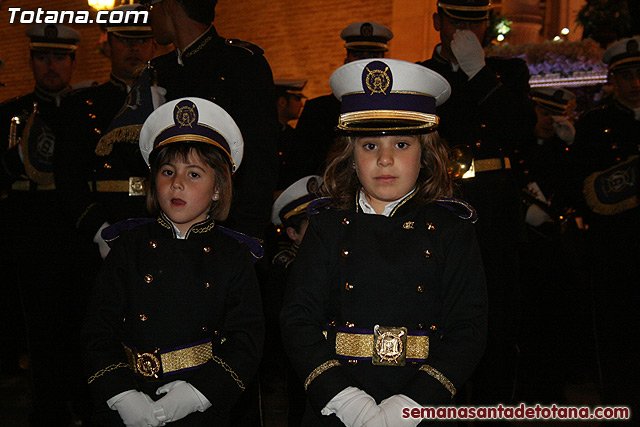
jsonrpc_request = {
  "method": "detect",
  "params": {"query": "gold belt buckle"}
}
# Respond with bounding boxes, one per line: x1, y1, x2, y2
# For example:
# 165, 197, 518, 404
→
128, 177, 146, 196
372, 325, 407, 366
135, 349, 162, 379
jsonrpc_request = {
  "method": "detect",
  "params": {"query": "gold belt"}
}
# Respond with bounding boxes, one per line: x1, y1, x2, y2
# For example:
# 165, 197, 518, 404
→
11, 180, 56, 191
123, 339, 212, 380
462, 157, 511, 179
95, 177, 147, 196
334, 325, 429, 367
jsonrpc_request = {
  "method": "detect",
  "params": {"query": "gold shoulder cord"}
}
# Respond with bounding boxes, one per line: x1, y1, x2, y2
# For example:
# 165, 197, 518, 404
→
304, 359, 341, 391
419, 365, 456, 398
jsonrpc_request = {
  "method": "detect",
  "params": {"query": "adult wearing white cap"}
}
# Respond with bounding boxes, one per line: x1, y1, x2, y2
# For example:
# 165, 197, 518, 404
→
292, 22, 395, 184
573, 36, 640, 414
419, 0, 535, 409
55, 4, 157, 261
0, 22, 85, 426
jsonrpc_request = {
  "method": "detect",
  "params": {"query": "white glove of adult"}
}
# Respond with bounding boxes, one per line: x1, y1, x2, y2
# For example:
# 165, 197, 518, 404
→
552, 116, 575, 144
321, 386, 381, 427
362, 394, 421, 427
450, 30, 486, 79
94, 221, 111, 259
108, 390, 162, 427
151, 85, 167, 110
151, 380, 211, 424
526, 204, 550, 227
525, 182, 551, 227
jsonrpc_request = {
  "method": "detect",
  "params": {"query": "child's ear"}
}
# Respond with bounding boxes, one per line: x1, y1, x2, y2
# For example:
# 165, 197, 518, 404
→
286, 226, 300, 242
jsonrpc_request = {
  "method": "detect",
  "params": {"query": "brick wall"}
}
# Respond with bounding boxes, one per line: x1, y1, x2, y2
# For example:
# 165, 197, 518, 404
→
0, 0, 438, 102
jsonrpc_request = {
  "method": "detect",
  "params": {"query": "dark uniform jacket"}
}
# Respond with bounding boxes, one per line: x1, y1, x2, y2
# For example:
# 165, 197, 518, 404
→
0, 86, 93, 420
281, 195, 487, 425
276, 123, 298, 191
290, 94, 341, 180
419, 47, 529, 358
574, 97, 640, 225
55, 76, 149, 241
151, 26, 279, 240
0, 87, 64, 191
518, 134, 582, 226
82, 215, 264, 426
572, 97, 640, 349
418, 46, 534, 159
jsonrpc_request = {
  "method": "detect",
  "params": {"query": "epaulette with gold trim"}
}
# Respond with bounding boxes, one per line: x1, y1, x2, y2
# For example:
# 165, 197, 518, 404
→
225, 38, 264, 55
217, 225, 264, 262
272, 248, 296, 268
102, 217, 156, 247
434, 197, 478, 223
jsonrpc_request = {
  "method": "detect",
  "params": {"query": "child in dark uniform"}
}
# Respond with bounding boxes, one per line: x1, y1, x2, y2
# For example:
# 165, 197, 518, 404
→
82, 97, 264, 426
280, 59, 488, 426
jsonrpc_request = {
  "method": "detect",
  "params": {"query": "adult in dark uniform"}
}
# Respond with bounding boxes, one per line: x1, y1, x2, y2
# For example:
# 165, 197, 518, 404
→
0, 23, 86, 426
281, 58, 487, 426
517, 87, 596, 405
418, 0, 534, 408
291, 22, 394, 180
139, 0, 279, 241
274, 79, 307, 192
55, 4, 157, 259
573, 36, 640, 416
521, 87, 579, 228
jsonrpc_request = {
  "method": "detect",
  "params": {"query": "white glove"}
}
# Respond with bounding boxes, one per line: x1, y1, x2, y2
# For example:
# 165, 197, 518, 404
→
526, 204, 550, 227
151, 85, 167, 110
94, 221, 111, 259
362, 394, 421, 427
524, 182, 551, 227
107, 390, 162, 427
321, 386, 381, 427
552, 116, 575, 144
151, 380, 211, 423
450, 30, 486, 79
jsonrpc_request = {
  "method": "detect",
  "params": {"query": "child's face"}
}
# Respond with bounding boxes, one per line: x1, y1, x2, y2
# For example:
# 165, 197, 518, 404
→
354, 135, 422, 214
156, 151, 218, 234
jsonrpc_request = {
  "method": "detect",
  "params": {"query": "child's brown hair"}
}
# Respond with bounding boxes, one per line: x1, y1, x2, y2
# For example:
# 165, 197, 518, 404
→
322, 132, 453, 209
146, 142, 233, 221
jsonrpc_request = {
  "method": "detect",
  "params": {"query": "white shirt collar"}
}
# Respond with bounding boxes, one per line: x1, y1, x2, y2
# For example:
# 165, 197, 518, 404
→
358, 188, 416, 217
171, 222, 186, 239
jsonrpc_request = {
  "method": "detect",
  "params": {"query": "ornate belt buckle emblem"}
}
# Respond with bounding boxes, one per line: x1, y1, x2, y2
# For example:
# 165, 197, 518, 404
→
373, 325, 407, 366
135, 350, 162, 379
129, 177, 146, 196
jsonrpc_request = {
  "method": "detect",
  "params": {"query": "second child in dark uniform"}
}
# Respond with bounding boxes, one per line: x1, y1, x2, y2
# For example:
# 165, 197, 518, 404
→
82, 98, 264, 426
281, 59, 487, 426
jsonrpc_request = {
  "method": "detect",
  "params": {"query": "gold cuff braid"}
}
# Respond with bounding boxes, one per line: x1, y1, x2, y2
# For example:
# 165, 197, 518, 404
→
304, 360, 341, 391
419, 365, 456, 398
87, 362, 132, 385
212, 355, 245, 391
